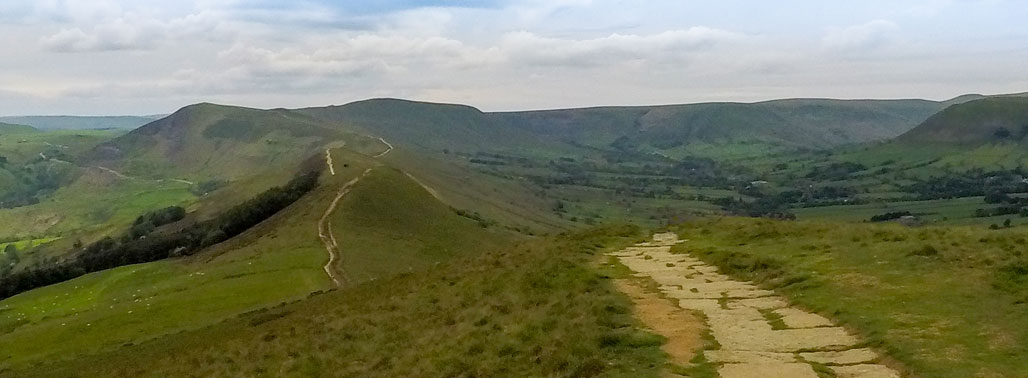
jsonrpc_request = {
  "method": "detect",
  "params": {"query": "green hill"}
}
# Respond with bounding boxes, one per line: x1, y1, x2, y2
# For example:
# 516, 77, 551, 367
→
496, 98, 943, 158
299, 98, 576, 156
85, 103, 387, 181
0, 150, 520, 371
897, 97, 1028, 145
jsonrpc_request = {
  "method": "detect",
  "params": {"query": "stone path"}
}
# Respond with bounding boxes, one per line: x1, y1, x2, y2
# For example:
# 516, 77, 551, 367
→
610, 233, 901, 378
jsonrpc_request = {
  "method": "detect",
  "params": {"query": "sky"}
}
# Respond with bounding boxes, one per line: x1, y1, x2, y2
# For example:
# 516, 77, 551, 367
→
1, 0, 1026, 115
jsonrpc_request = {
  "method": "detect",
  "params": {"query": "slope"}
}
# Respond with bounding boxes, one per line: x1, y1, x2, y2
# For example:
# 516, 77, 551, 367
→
495, 98, 943, 158
18, 225, 663, 378
0, 148, 514, 371
85, 103, 387, 181
299, 98, 577, 157
898, 96, 1028, 145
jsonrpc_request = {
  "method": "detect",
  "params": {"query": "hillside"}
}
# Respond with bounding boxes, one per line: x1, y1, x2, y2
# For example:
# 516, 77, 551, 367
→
494, 98, 944, 156
16, 225, 659, 378
299, 98, 576, 156
898, 96, 1028, 144
85, 103, 387, 181
0, 149, 519, 371
0, 116, 158, 131
0, 122, 39, 134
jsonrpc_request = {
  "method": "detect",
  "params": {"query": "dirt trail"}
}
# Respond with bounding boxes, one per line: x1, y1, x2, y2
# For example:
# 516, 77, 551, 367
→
611, 233, 901, 378
615, 279, 704, 372
317, 159, 371, 286
325, 149, 336, 175
373, 137, 393, 158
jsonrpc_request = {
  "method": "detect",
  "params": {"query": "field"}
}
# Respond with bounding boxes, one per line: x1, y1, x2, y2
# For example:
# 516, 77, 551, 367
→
673, 217, 1028, 378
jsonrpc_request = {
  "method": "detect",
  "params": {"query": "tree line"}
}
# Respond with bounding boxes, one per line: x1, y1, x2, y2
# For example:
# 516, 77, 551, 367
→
0, 170, 320, 300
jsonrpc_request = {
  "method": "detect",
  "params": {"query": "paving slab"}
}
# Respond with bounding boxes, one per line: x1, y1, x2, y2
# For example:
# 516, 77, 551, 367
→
774, 307, 834, 328
800, 348, 879, 365
718, 362, 819, 378
831, 364, 902, 378
610, 233, 898, 378
705, 350, 796, 364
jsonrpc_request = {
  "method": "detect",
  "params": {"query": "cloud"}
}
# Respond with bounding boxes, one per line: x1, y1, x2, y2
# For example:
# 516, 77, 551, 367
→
501, 27, 743, 67
822, 19, 900, 50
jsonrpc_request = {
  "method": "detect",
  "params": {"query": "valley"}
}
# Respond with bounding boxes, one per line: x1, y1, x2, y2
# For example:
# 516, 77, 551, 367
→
1, 93, 1027, 377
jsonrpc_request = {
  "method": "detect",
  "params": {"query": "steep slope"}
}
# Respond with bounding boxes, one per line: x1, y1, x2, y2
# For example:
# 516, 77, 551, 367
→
897, 97, 1028, 144
0, 116, 158, 130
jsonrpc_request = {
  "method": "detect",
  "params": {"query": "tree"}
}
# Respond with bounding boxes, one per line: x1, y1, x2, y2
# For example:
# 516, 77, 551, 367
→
994, 127, 1012, 139
1004, 218, 1013, 228
0, 155, 7, 166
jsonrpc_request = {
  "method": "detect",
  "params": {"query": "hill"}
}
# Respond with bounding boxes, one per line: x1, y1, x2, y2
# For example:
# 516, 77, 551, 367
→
0, 122, 39, 134
0, 116, 159, 131
298, 98, 576, 156
897, 97, 1028, 145
14, 225, 658, 378
0, 149, 521, 371
85, 103, 387, 181
494, 98, 944, 157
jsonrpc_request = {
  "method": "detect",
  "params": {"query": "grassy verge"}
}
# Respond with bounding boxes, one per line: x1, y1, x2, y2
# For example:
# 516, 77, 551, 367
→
17, 225, 666, 377
674, 217, 1028, 378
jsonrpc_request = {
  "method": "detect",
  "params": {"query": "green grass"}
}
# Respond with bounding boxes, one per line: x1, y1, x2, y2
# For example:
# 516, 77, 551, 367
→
12, 225, 667, 378
674, 217, 1028, 378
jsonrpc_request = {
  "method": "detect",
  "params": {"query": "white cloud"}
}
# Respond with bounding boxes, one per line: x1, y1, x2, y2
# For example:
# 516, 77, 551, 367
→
501, 27, 742, 67
822, 19, 900, 50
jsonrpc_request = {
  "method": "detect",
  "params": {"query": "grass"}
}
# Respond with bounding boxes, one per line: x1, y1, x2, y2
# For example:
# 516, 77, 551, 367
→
0, 149, 542, 371
792, 196, 994, 224
13, 225, 667, 378
674, 217, 1028, 378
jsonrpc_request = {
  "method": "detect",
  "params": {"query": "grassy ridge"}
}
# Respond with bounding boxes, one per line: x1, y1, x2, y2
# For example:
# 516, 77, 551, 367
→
18, 225, 665, 378
673, 217, 1028, 378
0, 150, 525, 371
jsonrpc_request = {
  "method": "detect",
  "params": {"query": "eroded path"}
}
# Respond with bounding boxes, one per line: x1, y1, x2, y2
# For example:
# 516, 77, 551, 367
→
318, 149, 371, 287
611, 233, 900, 378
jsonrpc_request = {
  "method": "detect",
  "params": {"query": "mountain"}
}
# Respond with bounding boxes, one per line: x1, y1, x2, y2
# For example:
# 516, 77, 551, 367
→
897, 97, 1028, 145
495, 98, 945, 154
0, 116, 159, 131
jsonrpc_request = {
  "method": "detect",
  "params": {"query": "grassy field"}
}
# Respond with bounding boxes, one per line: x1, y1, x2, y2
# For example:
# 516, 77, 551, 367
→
672, 217, 1028, 378
13, 225, 667, 378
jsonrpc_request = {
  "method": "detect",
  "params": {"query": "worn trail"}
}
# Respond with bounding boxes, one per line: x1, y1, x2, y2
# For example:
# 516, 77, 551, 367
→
317, 149, 370, 287
610, 233, 900, 378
